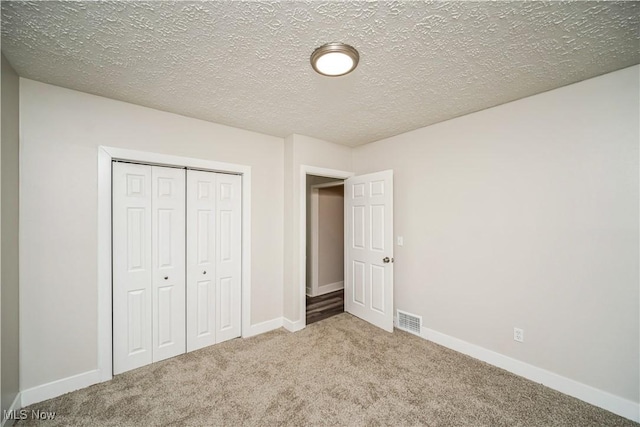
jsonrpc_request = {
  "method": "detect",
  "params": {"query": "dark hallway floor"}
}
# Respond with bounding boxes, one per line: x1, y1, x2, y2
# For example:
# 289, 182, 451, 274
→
305, 289, 344, 325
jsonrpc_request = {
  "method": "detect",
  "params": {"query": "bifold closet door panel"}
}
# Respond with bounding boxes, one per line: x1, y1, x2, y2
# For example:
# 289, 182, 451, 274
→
215, 173, 242, 344
113, 162, 153, 374
186, 170, 217, 352
151, 166, 187, 362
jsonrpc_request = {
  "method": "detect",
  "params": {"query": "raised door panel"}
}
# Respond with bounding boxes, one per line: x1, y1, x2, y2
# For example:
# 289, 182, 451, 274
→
352, 261, 366, 306
127, 289, 147, 354
370, 265, 385, 314
113, 162, 153, 374
151, 166, 186, 362
186, 170, 217, 351
157, 286, 174, 346
215, 173, 242, 343
217, 277, 233, 331
196, 279, 215, 337
352, 205, 365, 249
127, 208, 146, 271
370, 205, 385, 252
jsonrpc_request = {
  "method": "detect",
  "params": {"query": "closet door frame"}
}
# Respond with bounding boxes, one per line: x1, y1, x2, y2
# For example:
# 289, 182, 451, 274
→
98, 146, 252, 382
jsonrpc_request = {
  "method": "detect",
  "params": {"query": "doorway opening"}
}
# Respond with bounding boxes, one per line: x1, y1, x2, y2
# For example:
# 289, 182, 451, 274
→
299, 166, 394, 333
305, 174, 345, 325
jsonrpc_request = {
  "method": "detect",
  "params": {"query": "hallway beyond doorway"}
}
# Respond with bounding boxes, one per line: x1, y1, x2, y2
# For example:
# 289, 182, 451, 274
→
305, 290, 344, 325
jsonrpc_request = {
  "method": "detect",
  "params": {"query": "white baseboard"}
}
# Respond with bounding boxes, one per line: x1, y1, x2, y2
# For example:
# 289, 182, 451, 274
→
244, 317, 283, 338
1, 392, 22, 427
20, 370, 101, 407
308, 281, 344, 297
317, 281, 344, 296
414, 324, 639, 422
283, 317, 304, 332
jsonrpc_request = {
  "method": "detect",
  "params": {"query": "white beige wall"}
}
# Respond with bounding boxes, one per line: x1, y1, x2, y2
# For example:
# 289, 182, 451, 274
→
317, 186, 344, 287
1, 53, 21, 415
352, 65, 640, 403
282, 135, 351, 323
19, 79, 284, 390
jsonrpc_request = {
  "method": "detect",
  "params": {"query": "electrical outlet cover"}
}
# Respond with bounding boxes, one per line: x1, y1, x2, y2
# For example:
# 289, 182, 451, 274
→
514, 327, 524, 343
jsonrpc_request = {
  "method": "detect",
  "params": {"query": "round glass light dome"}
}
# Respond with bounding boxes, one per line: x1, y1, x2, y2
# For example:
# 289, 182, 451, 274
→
310, 43, 359, 77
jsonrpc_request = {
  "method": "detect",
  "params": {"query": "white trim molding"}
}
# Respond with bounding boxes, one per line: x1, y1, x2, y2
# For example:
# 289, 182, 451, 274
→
97, 147, 112, 382
312, 181, 344, 189
417, 325, 640, 423
299, 165, 353, 331
283, 317, 305, 333
1, 393, 22, 427
97, 146, 252, 384
308, 187, 319, 296
21, 370, 101, 408
245, 318, 283, 338
316, 281, 344, 296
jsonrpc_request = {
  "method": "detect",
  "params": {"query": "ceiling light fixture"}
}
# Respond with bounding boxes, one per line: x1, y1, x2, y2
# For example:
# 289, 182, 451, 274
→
310, 42, 359, 77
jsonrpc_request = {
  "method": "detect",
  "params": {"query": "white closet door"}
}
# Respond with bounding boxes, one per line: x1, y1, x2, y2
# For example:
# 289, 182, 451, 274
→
115, 164, 240, 372
113, 162, 153, 374
151, 166, 186, 362
186, 170, 217, 351
215, 173, 242, 343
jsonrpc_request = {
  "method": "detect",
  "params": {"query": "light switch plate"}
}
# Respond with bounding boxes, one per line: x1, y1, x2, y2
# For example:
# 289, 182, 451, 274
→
397, 236, 404, 246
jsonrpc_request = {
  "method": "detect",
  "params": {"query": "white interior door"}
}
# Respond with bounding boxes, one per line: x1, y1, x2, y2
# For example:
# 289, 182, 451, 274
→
151, 166, 186, 362
186, 170, 217, 351
215, 173, 242, 343
113, 162, 153, 374
345, 170, 394, 332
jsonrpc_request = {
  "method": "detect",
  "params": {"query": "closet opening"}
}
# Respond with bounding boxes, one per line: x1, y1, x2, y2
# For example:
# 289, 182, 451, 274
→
305, 174, 345, 325
98, 146, 252, 381
112, 160, 242, 374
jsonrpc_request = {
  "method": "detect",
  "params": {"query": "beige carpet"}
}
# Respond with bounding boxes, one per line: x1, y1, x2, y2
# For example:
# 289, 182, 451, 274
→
19, 313, 636, 426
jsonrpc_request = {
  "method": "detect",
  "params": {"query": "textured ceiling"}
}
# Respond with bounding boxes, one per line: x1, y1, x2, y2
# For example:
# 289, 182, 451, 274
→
2, 1, 639, 147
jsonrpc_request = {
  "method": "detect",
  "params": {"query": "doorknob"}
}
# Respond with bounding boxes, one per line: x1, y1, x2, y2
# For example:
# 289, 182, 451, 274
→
383, 257, 390, 263
203, 271, 207, 275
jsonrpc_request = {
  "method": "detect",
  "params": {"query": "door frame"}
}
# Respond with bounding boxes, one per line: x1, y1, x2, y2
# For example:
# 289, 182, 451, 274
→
299, 165, 353, 330
308, 182, 344, 297
98, 146, 252, 382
